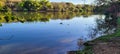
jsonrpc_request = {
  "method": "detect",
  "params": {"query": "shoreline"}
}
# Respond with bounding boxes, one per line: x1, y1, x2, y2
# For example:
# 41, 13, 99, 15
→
77, 26, 120, 54
76, 14, 120, 54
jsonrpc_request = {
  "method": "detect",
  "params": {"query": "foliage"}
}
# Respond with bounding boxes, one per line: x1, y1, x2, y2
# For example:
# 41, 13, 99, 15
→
95, 0, 119, 5
94, 0, 120, 13
0, 0, 94, 12
77, 46, 93, 54
0, 0, 12, 12
51, 2, 94, 12
0, 0, 5, 7
76, 14, 120, 54
0, 0, 6, 10
16, 0, 52, 11
0, 12, 93, 23
17, 0, 41, 11
0, 23, 2, 26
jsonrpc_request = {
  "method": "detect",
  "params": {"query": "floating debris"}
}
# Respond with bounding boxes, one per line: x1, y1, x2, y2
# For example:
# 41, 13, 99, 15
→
60, 22, 63, 24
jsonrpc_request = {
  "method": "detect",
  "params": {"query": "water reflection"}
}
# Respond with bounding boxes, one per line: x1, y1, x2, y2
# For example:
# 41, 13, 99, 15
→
0, 35, 13, 40
67, 14, 119, 54
77, 39, 85, 50
0, 12, 93, 24
0, 12, 118, 54
0, 23, 2, 26
86, 14, 118, 40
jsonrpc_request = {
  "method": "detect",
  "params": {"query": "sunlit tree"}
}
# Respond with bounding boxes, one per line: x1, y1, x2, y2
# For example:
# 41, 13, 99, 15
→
0, 0, 6, 8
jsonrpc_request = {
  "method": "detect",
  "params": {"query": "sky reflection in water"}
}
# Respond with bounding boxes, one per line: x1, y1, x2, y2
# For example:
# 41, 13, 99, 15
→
0, 13, 107, 54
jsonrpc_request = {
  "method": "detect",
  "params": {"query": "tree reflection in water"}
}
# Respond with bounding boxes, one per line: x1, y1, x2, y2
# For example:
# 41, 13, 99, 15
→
1, 12, 118, 54
0, 12, 93, 24
70, 14, 119, 54
87, 14, 118, 40
0, 23, 2, 26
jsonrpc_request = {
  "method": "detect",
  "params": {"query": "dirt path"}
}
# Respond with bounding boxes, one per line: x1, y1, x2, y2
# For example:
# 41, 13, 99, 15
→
93, 37, 120, 54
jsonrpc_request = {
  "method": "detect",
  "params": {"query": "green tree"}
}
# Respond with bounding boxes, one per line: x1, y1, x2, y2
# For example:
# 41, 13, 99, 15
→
40, 0, 52, 11
0, 0, 6, 9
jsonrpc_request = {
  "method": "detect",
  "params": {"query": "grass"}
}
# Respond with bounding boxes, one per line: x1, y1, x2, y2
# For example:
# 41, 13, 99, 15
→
76, 46, 93, 54
77, 29, 120, 54
77, 19, 120, 54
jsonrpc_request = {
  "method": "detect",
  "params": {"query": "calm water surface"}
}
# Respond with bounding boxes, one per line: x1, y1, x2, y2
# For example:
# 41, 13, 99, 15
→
0, 12, 115, 54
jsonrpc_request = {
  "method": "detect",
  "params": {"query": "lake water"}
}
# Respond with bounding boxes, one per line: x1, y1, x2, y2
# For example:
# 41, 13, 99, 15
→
0, 12, 116, 54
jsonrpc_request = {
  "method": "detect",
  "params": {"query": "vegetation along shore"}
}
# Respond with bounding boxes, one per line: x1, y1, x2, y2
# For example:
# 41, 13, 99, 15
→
0, 0, 120, 54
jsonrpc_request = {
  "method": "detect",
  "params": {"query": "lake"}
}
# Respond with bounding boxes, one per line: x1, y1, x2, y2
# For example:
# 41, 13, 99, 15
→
0, 12, 116, 54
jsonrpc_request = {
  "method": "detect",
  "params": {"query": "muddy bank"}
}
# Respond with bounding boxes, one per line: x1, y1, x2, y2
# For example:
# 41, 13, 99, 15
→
83, 26, 120, 54
84, 37, 120, 54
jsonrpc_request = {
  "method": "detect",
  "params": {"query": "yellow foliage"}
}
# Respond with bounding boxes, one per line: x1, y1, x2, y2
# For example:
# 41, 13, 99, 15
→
0, 0, 5, 7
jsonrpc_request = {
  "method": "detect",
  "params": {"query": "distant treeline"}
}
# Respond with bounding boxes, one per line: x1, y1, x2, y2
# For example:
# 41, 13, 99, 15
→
0, 0, 94, 12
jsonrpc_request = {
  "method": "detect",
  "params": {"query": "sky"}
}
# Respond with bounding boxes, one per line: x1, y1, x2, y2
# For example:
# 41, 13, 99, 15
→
49, 0, 95, 4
